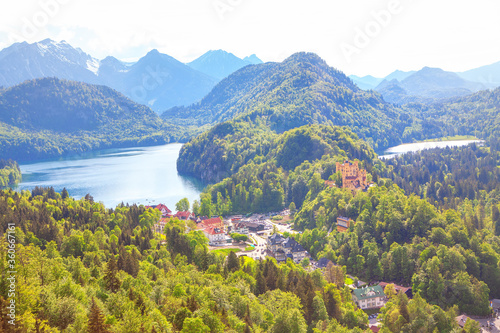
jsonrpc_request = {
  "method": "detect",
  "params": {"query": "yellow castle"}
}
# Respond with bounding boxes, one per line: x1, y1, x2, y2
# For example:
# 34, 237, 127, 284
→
336, 160, 369, 191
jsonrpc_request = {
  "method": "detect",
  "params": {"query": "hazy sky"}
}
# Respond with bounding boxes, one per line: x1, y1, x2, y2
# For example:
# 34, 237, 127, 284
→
1, 0, 499, 77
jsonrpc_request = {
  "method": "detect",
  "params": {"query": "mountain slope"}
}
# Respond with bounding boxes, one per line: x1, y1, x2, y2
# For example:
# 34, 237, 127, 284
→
375, 67, 485, 104
423, 87, 500, 140
201, 124, 376, 214
348, 75, 383, 90
175, 52, 423, 183
458, 61, 500, 88
168, 52, 416, 145
243, 54, 263, 65
0, 78, 181, 161
187, 50, 258, 80
0, 39, 100, 87
0, 40, 218, 112
104, 49, 217, 111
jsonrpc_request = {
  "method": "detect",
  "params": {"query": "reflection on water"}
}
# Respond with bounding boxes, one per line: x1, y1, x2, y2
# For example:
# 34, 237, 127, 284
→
13, 143, 204, 210
379, 140, 484, 159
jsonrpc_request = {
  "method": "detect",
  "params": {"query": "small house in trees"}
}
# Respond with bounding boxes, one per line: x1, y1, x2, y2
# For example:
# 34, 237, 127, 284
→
146, 204, 172, 217
378, 282, 413, 299
316, 257, 333, 269
455, 315, 470, 328
153, 218, 169, 233
337, 216, 355, 232
174, 211, 194, 220
352, 285, 386, 309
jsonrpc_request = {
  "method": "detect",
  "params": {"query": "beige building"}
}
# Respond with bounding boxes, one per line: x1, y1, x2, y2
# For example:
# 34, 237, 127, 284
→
336, 160, 369, 191
352, 285, 386, 309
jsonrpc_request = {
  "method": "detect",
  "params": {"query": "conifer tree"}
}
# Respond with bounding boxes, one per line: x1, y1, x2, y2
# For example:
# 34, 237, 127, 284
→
87, 298, 111, 333
104, 255, 120, 292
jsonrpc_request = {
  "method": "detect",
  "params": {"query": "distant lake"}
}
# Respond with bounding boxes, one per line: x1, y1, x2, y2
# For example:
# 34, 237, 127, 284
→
379, 139, 484, 159
12, 143, 205, 210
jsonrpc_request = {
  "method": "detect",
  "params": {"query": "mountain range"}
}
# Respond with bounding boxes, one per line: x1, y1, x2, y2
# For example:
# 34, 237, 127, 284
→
350, 62, 500, 105
175, 52, 423, 182
0, 39, 261, 112
164, 52, 417, 146
187, 49, 262, 80
374, 67, 486, 105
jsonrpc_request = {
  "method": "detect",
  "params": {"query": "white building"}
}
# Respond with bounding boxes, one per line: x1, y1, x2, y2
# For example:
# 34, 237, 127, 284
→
352, 285, 386, 309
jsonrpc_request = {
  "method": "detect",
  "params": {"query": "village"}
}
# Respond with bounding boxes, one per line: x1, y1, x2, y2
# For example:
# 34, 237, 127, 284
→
148, 160, 500, 332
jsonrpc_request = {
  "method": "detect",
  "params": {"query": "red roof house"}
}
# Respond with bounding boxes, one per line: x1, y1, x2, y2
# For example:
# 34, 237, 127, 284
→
146, 204, 172, 217
175, 211, 194, 220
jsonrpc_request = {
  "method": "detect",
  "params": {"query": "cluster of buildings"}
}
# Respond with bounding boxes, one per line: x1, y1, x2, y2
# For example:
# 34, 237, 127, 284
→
149, 204, 274, 246
266, 233, 307, 263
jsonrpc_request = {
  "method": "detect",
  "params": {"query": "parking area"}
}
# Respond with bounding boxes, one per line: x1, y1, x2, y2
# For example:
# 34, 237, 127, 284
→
475, 315, 500, 332
368, 313, 380, 326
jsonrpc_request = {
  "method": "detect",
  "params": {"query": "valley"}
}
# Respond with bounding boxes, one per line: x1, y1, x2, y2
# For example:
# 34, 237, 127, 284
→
0, 30, 500, 333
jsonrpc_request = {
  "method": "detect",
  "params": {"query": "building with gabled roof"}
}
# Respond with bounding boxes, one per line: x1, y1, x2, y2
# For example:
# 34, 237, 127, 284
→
174, 211, 194, 220
266, 233, 307, 263
316, 257, 333, 269
146, 204, 172, 217
352, 285, 386, 309
201, 217, 224, 229
378, 282, 413, 299
202, 226, 226, 245
230, 222, 249, 235
153, 218, 169, 233
337, 216, 355, 232
455, 315, 473, 328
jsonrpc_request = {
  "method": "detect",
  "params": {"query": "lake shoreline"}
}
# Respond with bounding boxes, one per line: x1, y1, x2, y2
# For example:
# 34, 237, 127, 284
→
12, 143, 205, 210
379, 139, 484, 159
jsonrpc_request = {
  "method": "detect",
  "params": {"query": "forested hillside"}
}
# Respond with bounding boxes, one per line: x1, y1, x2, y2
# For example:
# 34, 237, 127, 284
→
195, 125, 375, 214
0, 187, 372, 332
421, 87, 500, 140
0, 78, 186, 162
0, 159, 21, 187
287, 141, 500, 331
381, 141, 500, 209
166, 52, 431, 150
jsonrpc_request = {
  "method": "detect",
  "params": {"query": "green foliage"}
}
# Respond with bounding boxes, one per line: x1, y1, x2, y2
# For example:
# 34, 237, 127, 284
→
0, 159, 21, 187
175, 197, 190, 212
0, 78, 188, 162
195, 125, 376, 215
88, 298, 112, 333
0, 187, 366, 332
230, 233, 248, 242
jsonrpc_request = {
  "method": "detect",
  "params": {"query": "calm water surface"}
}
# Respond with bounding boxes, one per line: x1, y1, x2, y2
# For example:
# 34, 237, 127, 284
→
379, 139, 484, 159
13, 143, 204, 210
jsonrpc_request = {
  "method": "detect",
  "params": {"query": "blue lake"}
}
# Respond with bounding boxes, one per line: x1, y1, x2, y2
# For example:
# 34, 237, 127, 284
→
13, 143, 204, 210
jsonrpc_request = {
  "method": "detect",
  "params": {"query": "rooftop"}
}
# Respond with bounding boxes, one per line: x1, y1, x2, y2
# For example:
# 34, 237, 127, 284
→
352, 285, 385, 300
